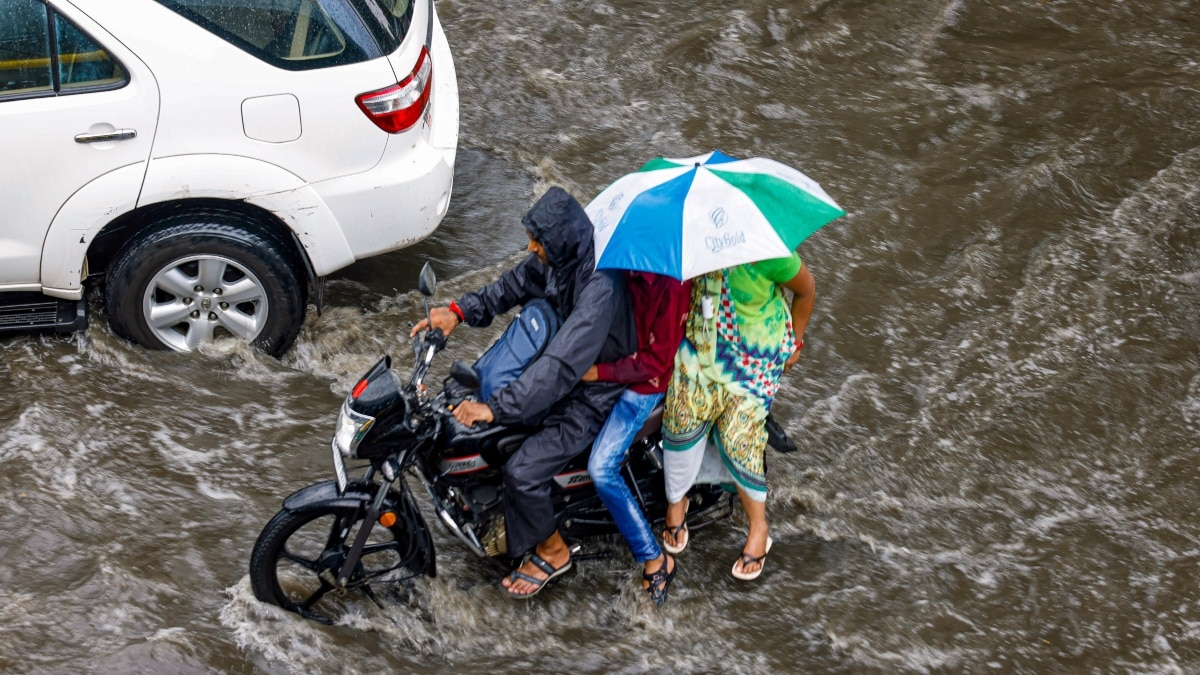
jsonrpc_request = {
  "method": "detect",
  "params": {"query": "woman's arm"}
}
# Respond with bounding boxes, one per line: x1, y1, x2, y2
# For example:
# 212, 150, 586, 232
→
782, 262, 815, 373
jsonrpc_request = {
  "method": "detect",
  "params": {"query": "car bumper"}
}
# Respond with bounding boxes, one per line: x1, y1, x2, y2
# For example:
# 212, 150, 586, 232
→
310, 12, 459, 269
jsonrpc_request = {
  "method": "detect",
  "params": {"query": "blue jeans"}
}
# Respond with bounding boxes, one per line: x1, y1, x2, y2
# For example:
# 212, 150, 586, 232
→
588, 389, 664, 563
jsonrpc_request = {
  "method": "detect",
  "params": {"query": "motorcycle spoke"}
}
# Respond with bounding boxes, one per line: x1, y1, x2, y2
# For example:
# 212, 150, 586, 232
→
279, 548, 321, 571
350, 564, 417, 588
325, 514, 352, 550
296, 583, 332, 611
347, 542, 402, 580
361, 541, 401, 556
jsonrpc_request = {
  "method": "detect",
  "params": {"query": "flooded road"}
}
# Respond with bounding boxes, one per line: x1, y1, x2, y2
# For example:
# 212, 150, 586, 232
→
4, 0, 1200, 672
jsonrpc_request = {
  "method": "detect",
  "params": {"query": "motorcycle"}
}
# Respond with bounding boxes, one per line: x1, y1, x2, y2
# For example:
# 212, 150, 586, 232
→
249, 263, 736, 623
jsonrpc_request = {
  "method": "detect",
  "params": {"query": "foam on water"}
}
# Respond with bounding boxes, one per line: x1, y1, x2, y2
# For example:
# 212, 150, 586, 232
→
5, 0, 1200, 670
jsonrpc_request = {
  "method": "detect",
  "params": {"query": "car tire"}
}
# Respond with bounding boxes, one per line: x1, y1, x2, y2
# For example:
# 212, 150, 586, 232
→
105, 213, 306, 356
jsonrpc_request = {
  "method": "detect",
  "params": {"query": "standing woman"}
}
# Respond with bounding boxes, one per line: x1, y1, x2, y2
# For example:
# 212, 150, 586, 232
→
660, 253, 814, 581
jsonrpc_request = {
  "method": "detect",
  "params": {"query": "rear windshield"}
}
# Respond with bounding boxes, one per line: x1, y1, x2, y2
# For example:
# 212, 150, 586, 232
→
357, 0, 414, 53
152, 0, 416, 71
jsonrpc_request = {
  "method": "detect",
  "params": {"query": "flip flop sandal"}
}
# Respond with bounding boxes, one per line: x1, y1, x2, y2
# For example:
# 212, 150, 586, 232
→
731, 536, 773, 581
642, 555, 677, 608
662, 522, 689, 555
502, 552, 573, 600
662, 498, 690, 554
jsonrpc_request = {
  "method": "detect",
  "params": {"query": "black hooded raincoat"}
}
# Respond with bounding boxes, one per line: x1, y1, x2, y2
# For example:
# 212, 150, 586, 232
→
454, 187, 636, 556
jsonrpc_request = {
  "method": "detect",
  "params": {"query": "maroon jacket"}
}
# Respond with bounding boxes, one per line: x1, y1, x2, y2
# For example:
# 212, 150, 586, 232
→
594, 271, 692, 395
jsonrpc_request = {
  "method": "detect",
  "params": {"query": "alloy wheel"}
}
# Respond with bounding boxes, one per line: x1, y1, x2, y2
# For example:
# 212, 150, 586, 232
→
142, 254, 269, 351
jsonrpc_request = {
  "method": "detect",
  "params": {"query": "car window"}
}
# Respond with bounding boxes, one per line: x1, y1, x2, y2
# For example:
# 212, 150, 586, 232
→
0, 0, 128, 100
154, 0, 385, 71
0, 0, 52, 96
56, 14, 127, 90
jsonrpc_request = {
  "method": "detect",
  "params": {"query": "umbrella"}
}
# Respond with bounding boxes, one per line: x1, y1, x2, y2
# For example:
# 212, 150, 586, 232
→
585, 150, 846, 280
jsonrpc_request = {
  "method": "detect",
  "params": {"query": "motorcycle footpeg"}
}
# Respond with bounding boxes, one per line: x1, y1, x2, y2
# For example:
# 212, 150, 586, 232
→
567, 542, 615, 562
570, 550, 615, 562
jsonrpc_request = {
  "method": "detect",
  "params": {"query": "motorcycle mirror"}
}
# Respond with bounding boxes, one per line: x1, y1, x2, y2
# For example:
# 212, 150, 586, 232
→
417, 262, 437, 337
449, 359, 482, 390
418, 263, 437, 297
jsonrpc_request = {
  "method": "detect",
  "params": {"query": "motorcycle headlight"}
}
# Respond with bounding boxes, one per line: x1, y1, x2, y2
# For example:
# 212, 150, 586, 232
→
334, 399, 376, 458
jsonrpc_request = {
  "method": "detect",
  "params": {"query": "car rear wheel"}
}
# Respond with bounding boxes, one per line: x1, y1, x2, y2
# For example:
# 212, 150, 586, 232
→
105, 213, 306, 356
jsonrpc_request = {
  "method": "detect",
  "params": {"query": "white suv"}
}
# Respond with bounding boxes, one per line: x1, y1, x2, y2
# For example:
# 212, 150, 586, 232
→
0, 0, 458, 355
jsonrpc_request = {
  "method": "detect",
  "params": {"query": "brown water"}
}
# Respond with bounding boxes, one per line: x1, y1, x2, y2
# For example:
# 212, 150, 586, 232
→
3, 0, 1200, 672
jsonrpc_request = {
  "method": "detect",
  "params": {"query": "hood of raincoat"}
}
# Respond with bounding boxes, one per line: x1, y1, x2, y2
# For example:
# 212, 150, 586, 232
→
521, 187, 595, 316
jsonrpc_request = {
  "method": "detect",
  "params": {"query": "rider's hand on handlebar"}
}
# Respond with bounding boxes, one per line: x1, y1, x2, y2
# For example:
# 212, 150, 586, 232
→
410, 306, 461, 338
453, 400, 494, 427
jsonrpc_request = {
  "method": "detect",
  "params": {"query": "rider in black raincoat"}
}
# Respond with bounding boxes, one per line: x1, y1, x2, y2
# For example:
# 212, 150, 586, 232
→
411, 186, 636, 597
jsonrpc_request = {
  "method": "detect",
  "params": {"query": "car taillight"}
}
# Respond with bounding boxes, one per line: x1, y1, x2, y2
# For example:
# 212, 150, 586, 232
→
356, 47, 432, 134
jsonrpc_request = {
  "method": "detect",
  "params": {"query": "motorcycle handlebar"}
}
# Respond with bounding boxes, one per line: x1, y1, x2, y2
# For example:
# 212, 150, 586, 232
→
426, 327, 447, 352
407, 327, 449, 390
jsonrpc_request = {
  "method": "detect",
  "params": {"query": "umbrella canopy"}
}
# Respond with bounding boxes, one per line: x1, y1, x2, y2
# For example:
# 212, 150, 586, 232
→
585, 150, 846, 280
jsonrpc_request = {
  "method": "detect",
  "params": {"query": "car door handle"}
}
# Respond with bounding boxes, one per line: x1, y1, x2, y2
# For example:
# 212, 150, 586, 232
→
74, 129, 137, 143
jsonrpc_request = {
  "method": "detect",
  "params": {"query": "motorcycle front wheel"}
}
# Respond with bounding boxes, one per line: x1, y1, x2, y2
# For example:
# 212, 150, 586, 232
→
249, 505, 421, 624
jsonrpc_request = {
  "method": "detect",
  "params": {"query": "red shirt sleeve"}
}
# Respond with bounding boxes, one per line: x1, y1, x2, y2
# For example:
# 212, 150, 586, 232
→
594, 278, 692, 387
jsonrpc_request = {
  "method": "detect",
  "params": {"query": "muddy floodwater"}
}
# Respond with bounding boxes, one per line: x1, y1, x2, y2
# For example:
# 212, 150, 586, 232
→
4, 0, 1200, 672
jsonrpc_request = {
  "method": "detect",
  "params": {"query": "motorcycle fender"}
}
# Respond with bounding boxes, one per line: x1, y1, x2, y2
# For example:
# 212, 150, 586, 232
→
281, 480, 438, 579
282, 480, 373, 513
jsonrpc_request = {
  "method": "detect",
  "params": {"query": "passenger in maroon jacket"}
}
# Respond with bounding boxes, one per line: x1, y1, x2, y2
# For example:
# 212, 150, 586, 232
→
581, 271, 691, 606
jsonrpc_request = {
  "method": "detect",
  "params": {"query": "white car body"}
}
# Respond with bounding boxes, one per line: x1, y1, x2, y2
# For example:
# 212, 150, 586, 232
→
0, 0, 458, 353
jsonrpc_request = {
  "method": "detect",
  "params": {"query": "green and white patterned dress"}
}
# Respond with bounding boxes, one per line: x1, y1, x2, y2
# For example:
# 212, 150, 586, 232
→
663, 254, 800, 502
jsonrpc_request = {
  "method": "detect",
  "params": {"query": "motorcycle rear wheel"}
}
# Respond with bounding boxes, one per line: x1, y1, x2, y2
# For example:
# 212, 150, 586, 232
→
249, 505, 419, 624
